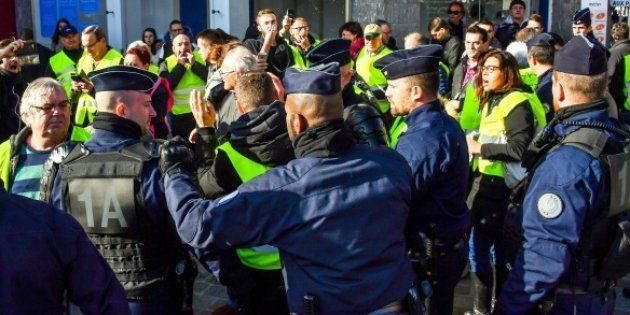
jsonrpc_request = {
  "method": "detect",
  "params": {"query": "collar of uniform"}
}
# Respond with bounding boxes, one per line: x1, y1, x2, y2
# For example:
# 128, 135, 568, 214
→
405, 99, 442, 126
553, 99, 609, 137
538, 68, 553, 81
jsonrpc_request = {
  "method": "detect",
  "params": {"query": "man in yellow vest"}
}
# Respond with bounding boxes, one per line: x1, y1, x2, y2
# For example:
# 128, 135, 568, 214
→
159, 33, 208, 139
72, 25, 123, 128
45, 25, 83, 97
190, 71, 293, 313
354, 23, 393, 115
282, 17, 320, 69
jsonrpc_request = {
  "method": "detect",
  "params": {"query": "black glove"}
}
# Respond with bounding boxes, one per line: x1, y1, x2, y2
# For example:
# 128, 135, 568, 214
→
160, 136, 194, 176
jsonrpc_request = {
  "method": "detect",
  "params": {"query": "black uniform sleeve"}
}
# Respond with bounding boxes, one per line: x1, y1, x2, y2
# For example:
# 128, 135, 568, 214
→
191, 62, 209, 82
480, 101, 534, 162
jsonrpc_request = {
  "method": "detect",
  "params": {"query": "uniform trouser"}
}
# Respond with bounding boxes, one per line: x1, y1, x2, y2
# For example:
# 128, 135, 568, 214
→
68, 285, 183, 315
427, 242, 469, 315
237, 267, 289, 315
168, 113, 196, 140
546, 291, 615, 315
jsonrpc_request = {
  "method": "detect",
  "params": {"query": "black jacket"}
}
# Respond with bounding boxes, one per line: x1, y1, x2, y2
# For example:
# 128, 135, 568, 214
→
442, 35, 464, 74
195, 100, 294, 199
243, 36, 293, 79
450, 55, 471, 101
0, 70, 27, 143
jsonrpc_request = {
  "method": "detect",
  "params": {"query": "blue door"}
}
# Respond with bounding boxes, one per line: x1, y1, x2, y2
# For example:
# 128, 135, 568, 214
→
180, 0, 207, 38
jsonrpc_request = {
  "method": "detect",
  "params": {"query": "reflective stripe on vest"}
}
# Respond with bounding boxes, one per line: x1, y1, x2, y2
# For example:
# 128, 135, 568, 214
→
354, 46, 392, 113
439, 61, 451, 78
165, 52, 207, 115
217, 141, 281, 270
50, 50, 83, 97
477, 91, 547, 177
75, 49, 124, 126
623, 55, 630, 111
388, 115, 408, 148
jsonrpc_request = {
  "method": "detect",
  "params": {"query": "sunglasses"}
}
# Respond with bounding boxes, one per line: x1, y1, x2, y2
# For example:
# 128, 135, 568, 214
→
365, 35, 379, 41
447, 10, 462, 15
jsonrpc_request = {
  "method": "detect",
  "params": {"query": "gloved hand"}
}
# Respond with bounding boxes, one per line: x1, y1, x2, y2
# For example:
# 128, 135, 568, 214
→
160, 136, 194, 176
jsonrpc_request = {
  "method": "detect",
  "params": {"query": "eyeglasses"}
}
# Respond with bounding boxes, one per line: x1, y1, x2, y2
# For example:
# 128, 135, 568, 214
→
290, 26, 309, 31
481, 65, 500, 74
31, 100, 71, 113
218, 68, 236, 78
447, 10, 462, 15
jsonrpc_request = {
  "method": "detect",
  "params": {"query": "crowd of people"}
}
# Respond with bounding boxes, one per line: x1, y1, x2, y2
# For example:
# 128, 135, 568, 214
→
0, 1, 629, 314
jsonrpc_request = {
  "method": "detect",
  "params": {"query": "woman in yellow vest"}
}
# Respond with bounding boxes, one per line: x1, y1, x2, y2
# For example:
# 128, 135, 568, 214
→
463, 50, 547, 315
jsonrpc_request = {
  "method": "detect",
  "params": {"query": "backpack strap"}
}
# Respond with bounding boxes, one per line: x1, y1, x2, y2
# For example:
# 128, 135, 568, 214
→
560, 127, 610, 159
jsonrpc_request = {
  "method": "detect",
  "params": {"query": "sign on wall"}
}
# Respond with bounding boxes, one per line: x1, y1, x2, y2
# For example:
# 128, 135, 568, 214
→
582, 0, 609, 45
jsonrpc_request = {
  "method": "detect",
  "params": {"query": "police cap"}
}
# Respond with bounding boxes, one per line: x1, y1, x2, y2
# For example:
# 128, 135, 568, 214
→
306, 39, 352, 67
283, 62, 341, 95
573, 8, 591, 26
526, 33, 555, 49
554, 34, 606, 75
89, 65, 157, 94
373, 44, 442, 80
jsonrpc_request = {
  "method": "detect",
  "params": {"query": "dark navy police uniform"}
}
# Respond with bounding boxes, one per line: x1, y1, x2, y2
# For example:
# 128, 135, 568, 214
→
0, 186, 129, 315
375, 45, 471, 315
497, 35, 622, 315
161, 63, 418, 314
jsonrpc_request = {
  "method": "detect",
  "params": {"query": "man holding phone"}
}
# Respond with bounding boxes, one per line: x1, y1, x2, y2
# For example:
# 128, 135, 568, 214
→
159, 33, 208, 139
244, 8, 293, 79
46, 25, 84, 98
0, 38, 27, 142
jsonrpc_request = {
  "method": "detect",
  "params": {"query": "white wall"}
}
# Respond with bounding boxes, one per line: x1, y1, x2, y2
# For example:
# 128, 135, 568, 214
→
105, 0, 124, 50
229, 0, 250, 41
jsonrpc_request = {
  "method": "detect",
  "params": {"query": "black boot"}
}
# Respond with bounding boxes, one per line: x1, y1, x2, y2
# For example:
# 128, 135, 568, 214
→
465, 271, 491, 315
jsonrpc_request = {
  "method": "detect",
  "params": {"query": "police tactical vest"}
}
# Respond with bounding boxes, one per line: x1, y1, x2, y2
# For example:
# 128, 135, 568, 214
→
388, 115, 408, 149
478, 91, 547, 187
75, 49, 124, 127
505, 124, 630, 286
50, 50, 84, 97
59, 141, 174, 298
165, 52, 207, 116
354, 46, 392, 114
217, 141, 282, 270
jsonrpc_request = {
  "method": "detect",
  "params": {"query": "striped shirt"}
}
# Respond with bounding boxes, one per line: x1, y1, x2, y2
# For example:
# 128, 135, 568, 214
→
10, 144, 52, 200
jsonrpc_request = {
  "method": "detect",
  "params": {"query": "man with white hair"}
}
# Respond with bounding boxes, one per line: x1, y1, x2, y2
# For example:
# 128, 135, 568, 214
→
0, 78, 90, 199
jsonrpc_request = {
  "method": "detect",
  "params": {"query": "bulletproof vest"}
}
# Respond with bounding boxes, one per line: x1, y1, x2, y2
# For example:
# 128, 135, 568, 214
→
59, 141, 175, 299
504, 123, 630, 285
344, 103, 388, 147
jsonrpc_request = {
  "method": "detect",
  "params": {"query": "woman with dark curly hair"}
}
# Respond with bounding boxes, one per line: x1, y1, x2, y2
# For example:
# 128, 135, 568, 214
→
339, 21, 364, 59
464, 50, 546, 315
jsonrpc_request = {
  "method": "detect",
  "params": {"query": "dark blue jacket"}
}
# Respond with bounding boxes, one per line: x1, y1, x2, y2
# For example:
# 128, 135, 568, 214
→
51, 129, 185, 313
0, 188, 129, 314
165, 143, 416, 314
497, 105, 623, 314
395, 100, 470, 247
535, 68, 554, 122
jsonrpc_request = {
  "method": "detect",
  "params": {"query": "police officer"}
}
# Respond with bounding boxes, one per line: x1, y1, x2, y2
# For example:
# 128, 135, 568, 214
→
160, 62, 421, 314
44, 66, 195, 315
307, 38, 388, 146
496, 35, 626, 314
159, 33, 208, 139
191, 71, 294, 313
46, 24, 84, 97
526, 33, 556, 122
375, 45, 470, 315
0, 182, 129, 314
73, 25, 123, 128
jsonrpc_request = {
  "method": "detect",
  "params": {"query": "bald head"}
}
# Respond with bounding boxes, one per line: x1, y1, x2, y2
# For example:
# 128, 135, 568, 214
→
95, 90, 155, 133
172, 34, 192, 56
285, 93, 344, 141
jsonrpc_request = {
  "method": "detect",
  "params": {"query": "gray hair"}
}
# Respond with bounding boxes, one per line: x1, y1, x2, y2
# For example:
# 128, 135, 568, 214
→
505, 41, 529, 68
20, 78, 65, 117
222, 45, 258, 72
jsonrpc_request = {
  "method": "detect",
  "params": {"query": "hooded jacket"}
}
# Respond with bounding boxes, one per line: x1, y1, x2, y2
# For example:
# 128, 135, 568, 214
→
196, 100, 294, 199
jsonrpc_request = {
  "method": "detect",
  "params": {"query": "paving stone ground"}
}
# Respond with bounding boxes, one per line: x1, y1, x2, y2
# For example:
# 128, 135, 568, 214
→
192, 262, 630, 315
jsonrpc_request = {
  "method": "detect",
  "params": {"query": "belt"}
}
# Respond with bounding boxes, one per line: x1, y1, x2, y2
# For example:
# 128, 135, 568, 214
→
367, 299, 404, 315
